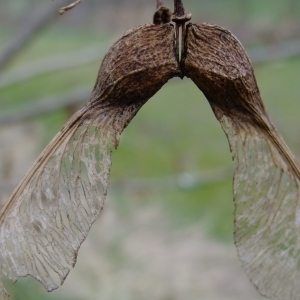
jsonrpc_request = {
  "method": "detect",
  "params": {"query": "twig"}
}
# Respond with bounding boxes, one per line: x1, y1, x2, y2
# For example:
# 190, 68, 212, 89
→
172, 0, 191, 65
0, 42, 111, 90
0, 168, 232, 197
0, 181, 19, 196
249, 39, 300, 64
1, 36, 298, 91
0, 2, 59, 71
111, 168, 232, 194
173, 0, 186, 18
1, 37, 300, 125
156, 0, 164, 9
58, 0, 83, 15
0, 87, 90, 125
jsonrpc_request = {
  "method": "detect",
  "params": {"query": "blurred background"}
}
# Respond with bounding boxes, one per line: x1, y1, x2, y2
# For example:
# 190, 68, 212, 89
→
0, 0, 300, 299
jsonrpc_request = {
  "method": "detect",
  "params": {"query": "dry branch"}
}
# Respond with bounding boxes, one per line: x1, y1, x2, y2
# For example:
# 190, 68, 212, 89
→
0, 168, 231, 197
0, 2, 60, 71
112, 168, 232, 194
0, 42, 111, 90
58, 0, 83, 15
0, 87, 89, 125
250, 38, 300, 64
1, 36, 299, 92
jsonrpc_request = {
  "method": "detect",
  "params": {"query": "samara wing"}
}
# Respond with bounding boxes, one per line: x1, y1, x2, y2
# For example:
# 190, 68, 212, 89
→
183, 23, 300, 300
0, 23, 179, 298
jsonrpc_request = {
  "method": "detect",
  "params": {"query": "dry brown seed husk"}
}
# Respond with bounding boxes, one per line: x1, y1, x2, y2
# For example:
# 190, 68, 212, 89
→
90, 23, 180, 144
183, 22, 300, 300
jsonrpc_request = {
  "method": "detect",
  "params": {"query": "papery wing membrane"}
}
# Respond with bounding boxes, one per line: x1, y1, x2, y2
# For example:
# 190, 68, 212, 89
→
221, 115, 300, 300
183, 23, 300, 299
0, 106, 116, 297
0, 23, 179, 298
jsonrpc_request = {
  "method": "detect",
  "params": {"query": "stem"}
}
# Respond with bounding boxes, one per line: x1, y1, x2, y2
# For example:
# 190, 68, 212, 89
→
156, 0, 164, 9
173, 0, 185, 18
58, 0, 82, 15
172, 0, 191, 23
172, 0, 191, 71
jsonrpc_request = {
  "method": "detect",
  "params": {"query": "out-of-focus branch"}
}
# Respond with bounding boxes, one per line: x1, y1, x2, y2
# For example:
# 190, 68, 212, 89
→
1, 36, 300, 91
250, 39, 300, 64
58, 0, 83, 15
0, 168, 232, 197
0, 181, 18, 196
0, 87, 90, 125
0, 2, 61, 71
112, 168, 232, 194
0, 43, 111, 90
156, 0, 164, 9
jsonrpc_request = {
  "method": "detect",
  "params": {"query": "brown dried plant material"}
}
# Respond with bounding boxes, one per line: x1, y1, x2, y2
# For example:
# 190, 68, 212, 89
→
58, 0, 82, 15
0, 24, 178, 299
1, 0, 300, 299
153, 6, 172, 25
183, 23, 300, 300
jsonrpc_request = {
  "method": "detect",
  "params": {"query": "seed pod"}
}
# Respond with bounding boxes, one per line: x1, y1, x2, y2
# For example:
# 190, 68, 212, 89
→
91, 23, 179, 146
0, 23, 179, 299
182, 23, 266, 126
183, 23, 300, 300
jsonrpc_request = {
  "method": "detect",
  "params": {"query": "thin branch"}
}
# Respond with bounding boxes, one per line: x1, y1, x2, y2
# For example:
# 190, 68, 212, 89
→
0, 181, 18, 196
1, 38, 300, 125
0, 168, 232, 196
0, 2, 60, 71
105, 167, 232, 194
1, 38, 298, 91
249, 39, 300, 64
58, 0, 83, 15
156, 0, 164, 9
173, 0, 186, 18
0, 87, 90, 125
0, 42, 111, 90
